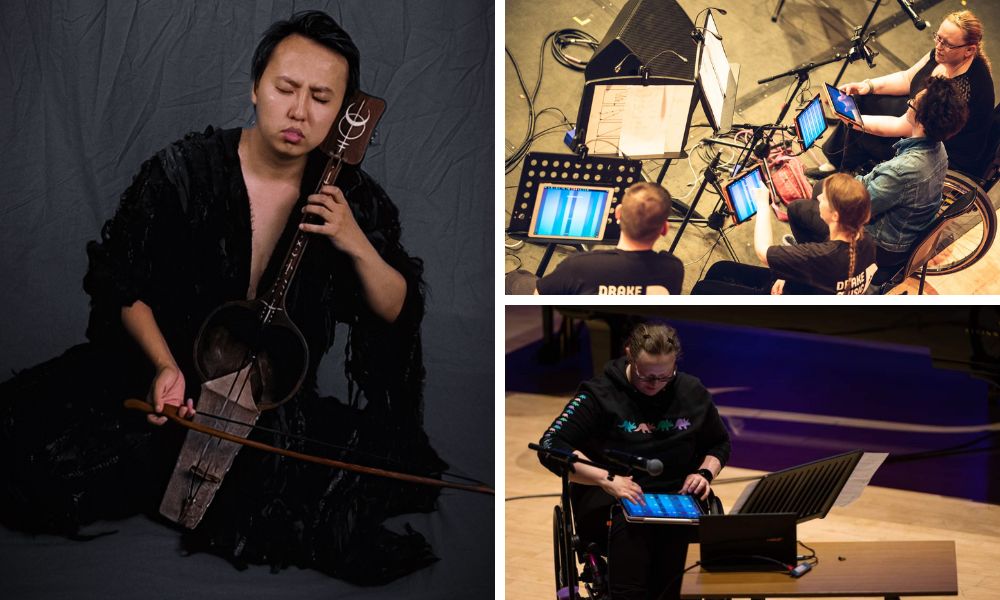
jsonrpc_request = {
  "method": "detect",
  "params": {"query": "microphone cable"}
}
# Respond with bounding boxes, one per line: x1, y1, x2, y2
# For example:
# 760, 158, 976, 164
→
552, 28, 599, 72
505, 30, 595, 174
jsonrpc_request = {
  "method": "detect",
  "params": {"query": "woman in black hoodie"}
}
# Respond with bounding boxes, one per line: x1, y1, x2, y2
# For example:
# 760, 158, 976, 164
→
538, 322, 731, 600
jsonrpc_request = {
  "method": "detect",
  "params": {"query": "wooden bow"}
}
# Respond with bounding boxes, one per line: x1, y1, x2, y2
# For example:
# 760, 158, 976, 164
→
124, 399, 494, 495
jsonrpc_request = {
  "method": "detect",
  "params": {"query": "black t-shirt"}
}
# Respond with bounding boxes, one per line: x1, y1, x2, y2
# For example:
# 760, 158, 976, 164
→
767, 236, 877, 294
535, 249, 684, 295
910, 51, 995, 174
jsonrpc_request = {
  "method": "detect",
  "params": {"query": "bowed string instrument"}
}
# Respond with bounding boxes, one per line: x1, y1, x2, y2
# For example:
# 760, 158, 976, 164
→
127, 91, 491, 529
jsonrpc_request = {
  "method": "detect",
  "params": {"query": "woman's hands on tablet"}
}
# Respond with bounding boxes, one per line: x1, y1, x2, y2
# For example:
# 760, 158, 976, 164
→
680, 472, 712, 500
602, 475, 645, 505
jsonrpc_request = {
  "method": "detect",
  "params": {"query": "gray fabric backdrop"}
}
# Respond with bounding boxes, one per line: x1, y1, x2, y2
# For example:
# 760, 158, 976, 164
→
0, 1, 494, 597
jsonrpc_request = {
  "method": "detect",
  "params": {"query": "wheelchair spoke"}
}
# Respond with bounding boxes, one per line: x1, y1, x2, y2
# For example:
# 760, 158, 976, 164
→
925, 171, 997, 275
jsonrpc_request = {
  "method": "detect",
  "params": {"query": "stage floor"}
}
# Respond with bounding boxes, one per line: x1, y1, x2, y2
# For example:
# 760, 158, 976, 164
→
506, 391, 1000, 600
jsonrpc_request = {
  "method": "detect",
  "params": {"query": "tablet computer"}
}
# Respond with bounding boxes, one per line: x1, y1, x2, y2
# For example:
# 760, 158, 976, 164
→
822, 82, 864, 130
794, 94, 828, 152
528, 182, 615, 242
621, 493, 703, 524
722, 165, 769, 225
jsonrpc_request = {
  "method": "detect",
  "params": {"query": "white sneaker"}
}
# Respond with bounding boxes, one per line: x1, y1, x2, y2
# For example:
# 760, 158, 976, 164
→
781, 234, 798, 246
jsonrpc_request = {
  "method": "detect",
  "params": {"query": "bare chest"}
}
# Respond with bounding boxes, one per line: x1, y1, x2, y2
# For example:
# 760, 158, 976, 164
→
245, 181, 300, 299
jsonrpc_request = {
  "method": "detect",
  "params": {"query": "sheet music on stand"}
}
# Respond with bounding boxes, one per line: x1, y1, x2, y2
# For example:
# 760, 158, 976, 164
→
834, 451, 887, 507
730, 450, 886, 522
585, 83, 695, 158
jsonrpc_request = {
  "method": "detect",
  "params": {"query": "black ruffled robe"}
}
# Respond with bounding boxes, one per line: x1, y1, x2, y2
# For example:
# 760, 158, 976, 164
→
0, 127, 446, 584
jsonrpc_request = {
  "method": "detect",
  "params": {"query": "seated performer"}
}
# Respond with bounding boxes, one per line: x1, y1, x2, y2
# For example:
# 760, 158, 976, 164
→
537, 322, 731, 600
809, 10, 993, 178
693, 173, 875, 294
518, 182, 683, 295
0, 10, 449, 584
789, 77, 968, 286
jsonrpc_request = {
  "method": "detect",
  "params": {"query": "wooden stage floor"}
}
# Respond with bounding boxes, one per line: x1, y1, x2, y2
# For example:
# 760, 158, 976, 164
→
505, 391, 1000, 600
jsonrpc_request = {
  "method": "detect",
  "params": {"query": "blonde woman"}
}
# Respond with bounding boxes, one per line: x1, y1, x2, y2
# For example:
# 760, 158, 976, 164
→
810, 10, 993, 178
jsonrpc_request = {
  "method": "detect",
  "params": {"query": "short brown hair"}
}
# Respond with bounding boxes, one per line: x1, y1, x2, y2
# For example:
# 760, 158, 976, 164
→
916, 77, 969, 143
618, 182, 671, 243
626, 322, 681, 359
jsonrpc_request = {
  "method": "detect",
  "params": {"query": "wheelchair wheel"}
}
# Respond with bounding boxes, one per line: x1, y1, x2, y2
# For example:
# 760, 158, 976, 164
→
925, 171, 998, 275
552, 505, 578, 599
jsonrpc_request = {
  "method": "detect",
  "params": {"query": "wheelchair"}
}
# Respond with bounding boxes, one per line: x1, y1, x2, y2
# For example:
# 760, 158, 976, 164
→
925, 169, 997, 275
551, 484, 724, 599
924, 103, 1000, 276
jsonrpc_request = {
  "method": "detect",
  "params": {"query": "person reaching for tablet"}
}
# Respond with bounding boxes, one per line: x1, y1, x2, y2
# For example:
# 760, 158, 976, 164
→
693, 174, 876, 294
536, 323, 731, 600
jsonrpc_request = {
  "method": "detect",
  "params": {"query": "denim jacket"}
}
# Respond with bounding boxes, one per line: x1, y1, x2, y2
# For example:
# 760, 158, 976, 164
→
858, 137, 947, 253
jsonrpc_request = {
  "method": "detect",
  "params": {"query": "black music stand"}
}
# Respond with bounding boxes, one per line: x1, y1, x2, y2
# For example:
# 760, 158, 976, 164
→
733, 450, 865, 523
507, 151, 643, 276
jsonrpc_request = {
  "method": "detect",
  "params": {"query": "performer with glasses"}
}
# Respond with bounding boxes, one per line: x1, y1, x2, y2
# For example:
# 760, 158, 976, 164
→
808, 10, 993, 178
537, 322, 731, 600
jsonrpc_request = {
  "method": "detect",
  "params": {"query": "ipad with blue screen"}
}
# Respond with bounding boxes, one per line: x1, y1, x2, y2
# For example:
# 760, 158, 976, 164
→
528, 182, 615, 241
722, 165, 769, 225
621, 493, 703, 524
822, 82, 864, 130
794, 95, 828, 151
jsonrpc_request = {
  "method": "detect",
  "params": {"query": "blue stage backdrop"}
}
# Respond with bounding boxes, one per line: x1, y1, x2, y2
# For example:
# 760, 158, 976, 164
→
508, 316, 996, 504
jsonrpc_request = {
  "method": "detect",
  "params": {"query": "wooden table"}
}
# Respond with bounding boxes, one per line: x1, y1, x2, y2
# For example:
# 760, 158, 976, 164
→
681, 540, 957, 599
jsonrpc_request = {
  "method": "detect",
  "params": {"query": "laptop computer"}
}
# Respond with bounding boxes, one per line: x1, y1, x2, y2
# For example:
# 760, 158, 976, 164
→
698, 513, 798, 571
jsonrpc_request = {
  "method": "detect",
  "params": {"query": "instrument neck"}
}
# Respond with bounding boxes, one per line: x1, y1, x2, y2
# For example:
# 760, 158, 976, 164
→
259, 154, 344, 310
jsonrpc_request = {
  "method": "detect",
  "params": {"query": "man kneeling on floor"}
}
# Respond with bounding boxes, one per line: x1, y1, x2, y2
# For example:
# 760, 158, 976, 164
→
530, 181, 684, 295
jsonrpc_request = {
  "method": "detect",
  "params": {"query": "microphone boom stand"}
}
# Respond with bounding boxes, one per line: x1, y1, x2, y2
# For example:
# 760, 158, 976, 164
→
739, 6, 880, 175
529, 443, 637, 600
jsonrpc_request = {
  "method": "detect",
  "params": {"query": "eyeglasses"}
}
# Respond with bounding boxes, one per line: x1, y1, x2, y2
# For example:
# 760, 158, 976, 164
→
907, 100, 916, 111
933, 33, 972, 51
631, 361, 677, 384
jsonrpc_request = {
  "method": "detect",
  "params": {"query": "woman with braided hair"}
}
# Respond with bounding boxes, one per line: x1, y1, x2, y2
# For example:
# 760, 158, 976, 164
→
789, 76, 969, 288
692, 173, 875, 294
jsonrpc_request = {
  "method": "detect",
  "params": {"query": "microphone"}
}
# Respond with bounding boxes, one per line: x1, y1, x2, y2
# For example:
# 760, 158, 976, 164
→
896, 0, 930, 31
693, 7, 727, 41
614, 52, 639, 73
604, 449, 664, 476
670, 50, 689, 64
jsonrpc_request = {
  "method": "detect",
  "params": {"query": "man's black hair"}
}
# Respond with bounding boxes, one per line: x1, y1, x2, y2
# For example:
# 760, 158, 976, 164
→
916, 76, 969, 143
251, 10, 360, 99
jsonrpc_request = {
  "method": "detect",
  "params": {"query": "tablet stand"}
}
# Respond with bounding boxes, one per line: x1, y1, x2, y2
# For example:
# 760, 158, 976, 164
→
508, 151, 646, 276
734, 450, 865, 523
667, 153, 739, 262
736, 10, 879, 175
735, 54, 846, 175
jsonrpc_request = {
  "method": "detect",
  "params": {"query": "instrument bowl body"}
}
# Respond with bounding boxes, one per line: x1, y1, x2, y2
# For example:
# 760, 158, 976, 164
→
193, 299, 309, 410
